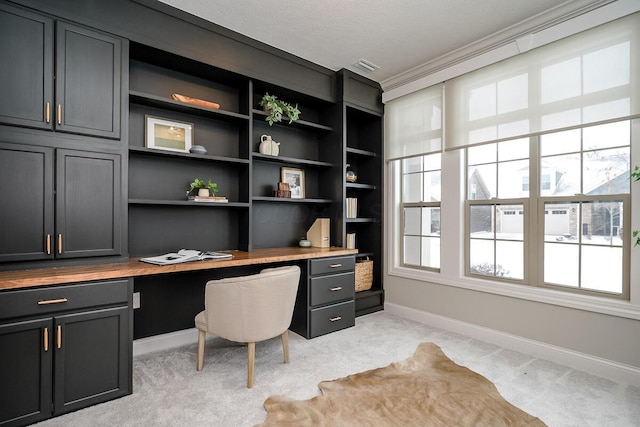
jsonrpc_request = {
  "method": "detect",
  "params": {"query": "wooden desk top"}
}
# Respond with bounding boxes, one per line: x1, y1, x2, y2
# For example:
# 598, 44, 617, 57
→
0, 247, 358, 291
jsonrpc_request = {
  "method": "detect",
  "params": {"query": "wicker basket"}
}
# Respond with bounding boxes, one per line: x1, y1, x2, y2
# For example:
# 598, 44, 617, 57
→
355, 257, 373, 292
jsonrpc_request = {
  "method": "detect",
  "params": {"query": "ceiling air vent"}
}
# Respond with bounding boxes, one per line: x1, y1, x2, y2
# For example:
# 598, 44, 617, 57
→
354, 58, 379, 73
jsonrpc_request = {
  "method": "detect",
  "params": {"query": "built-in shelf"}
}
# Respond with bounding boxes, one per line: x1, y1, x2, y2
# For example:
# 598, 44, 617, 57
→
346, 147, 376, 157
346, 217, 376, 223
355, 252, 374, 258
130, 91, 250, 122
252, 196, 333, 204
252, 109, 333, 132
346, 182, 376, 190
252, 153, 332, 168
129, 199, 249, 208
129, 146, 249, 165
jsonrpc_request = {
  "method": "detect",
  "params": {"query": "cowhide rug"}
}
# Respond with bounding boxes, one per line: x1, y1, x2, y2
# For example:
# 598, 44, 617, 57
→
256, 342, 546, 427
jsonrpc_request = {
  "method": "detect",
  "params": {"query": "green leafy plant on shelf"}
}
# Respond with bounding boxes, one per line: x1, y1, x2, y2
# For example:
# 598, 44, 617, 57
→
186, 178, 218, 196
259, 93, 300, 126
632, 165, 640, 247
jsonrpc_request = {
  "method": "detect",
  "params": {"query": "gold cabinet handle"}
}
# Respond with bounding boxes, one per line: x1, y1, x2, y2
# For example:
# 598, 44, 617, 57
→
329, 264, 343, 268
57, 325, 62, 349
37, 298, 68, 305
329, 287, 343, 292
58, 234, 62, 254
44, 327, 49, 352
45, 102, 50, 123
57, 104, 62, 125
46, 234, 51, 255
329, 316, 342, 322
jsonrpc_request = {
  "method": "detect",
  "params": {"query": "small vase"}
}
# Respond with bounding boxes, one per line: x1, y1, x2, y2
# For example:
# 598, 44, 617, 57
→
198, 189, 210, 197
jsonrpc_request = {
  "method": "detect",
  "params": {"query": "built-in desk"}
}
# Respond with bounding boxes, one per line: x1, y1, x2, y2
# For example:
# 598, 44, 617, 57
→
0, 247, 357, 290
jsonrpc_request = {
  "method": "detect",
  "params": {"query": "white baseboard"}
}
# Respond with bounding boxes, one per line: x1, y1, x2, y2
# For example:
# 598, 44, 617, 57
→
133, 328, 198, 356
385, 302, 640, 387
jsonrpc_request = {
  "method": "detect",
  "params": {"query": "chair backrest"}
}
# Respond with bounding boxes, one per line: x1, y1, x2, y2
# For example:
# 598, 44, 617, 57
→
203, 265, 301, 343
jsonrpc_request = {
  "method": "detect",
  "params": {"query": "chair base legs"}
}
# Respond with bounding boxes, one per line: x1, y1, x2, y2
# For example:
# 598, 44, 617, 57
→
247, 342, 255, 388
281, 330, 289, 364
196, 329, 206, 371
197, 331, 291, 388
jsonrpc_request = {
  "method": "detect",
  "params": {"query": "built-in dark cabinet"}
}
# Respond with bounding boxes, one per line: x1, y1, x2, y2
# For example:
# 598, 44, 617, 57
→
0, 2, 122, 139
0, 279, 132, 427
0, 142, 122, 262
339, 70, 384, 316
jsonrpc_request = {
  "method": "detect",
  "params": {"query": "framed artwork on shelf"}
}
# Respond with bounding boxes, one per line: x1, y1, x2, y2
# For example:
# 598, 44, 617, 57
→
281, 167, 305, 199
145, 115, 193, 153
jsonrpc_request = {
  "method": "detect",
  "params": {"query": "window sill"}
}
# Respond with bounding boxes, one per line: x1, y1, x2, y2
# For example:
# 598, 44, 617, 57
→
388, 265, 640, 321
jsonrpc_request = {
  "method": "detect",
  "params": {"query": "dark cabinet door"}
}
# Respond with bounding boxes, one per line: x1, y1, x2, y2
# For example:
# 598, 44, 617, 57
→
0, 3, 53, 130
53, 306, 131, 415
55, 149, 122, 258
0, 318, 53, 427
0, 143, 54, 262
55, 22, 121, 139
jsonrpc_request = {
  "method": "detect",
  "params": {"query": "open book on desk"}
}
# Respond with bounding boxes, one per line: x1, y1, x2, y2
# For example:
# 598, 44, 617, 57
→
140, 249, 233, 265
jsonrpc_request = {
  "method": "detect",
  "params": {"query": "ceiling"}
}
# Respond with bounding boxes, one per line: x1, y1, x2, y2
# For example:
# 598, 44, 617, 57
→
157, 0, 610, 90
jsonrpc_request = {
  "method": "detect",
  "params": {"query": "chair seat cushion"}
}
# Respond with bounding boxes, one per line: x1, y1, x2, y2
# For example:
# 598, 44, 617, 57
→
195, 310, 206, 331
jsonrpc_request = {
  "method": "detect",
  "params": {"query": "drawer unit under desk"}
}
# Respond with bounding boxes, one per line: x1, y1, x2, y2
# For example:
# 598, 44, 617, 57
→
310, 272, 354, 306
309, 300, 355, 338
309, 255, 355, 276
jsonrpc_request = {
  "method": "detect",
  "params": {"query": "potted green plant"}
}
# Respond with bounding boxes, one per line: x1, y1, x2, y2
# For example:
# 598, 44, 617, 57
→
186, 178, 218, 197
259, 93, 300, 126
632, 165, 640, 247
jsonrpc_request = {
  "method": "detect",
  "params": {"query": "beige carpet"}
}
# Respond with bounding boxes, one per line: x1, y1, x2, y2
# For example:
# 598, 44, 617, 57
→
257, 342, 546, 427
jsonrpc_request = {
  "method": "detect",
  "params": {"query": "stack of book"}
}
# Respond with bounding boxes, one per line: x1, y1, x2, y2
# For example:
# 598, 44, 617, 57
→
346, 198, 358, 218
188, 195, 228, 203
346, 233, 356, 249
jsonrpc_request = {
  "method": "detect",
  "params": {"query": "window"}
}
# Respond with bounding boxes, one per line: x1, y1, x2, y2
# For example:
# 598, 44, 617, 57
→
387, 12, 638, 302
539, 122, 630, 294
465, 121, 630, 296
401, 153, 441, 270
467, 139, 527, 280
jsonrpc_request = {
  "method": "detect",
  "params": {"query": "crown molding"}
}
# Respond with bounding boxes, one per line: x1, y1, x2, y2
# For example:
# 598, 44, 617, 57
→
380, 0, 618, 100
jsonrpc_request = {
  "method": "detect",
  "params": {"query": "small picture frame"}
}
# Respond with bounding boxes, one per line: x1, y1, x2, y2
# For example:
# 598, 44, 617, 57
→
281, 167, 305, 199
145, 115, 193, 153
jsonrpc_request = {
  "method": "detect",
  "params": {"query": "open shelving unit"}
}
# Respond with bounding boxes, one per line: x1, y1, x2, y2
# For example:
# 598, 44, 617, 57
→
124, 44, 384, 315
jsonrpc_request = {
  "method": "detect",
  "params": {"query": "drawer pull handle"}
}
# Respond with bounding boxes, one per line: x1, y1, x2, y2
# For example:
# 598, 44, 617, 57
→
57, 104, 62, 125
329, 316, 342, 322
329, 263, 342, 268
330, 287, 343, 292
45, 102, 50, 123
44, 327, 49, 352
37, 298, 68, 305
46, 234, 51, 255
58, 234, 62, 254
57, 325, 62, 349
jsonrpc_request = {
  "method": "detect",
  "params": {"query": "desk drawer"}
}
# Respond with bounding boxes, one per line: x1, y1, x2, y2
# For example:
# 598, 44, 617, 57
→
310, 272, 354, 306
309, 256, 355, 276
0, 279, 131, 321
309, 300, 355, 338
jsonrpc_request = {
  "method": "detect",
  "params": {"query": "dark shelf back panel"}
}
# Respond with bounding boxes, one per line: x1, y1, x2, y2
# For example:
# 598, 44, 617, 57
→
251, 203, 332, 249
252, 121, 323, 161
129, 104, 248, 159
252, 161, 331, 199
129, 154, 247, 202
130, 60, 245, 114
128, 206, 242, 257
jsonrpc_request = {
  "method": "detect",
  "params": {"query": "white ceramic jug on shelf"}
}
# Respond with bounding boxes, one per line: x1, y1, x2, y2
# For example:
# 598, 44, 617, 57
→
259, 134, 280, 156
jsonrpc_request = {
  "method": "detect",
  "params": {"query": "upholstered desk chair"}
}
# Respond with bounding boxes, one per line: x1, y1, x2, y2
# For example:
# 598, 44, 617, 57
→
194, 265, 301, 388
